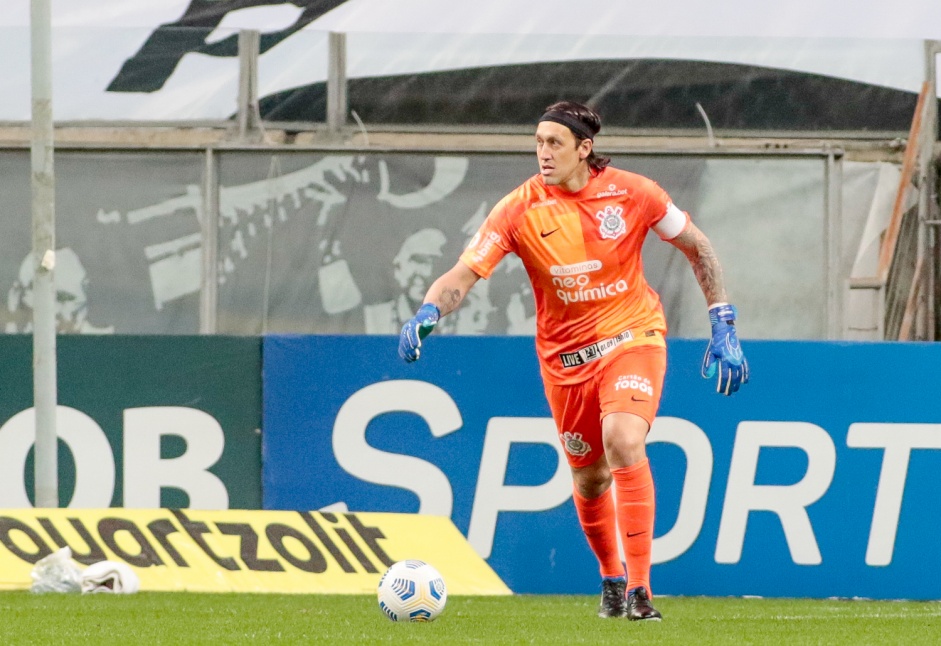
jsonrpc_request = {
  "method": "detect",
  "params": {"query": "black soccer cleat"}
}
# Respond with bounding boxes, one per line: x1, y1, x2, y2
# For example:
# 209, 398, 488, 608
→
597, 578, 627, 618
626, 586, 662, 621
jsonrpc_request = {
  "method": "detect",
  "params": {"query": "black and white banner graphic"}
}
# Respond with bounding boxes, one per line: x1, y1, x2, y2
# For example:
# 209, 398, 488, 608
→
0, 150, 709, 336
0, 147, 889, 339
107, 1, 350, 93
0, 0, 935, 129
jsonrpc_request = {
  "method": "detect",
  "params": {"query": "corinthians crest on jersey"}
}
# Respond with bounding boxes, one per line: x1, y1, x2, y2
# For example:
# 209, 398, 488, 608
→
596, 205, 626, 240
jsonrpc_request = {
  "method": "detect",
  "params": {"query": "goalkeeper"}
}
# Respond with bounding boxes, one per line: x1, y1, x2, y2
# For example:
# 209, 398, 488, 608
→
398, 100, 748, 621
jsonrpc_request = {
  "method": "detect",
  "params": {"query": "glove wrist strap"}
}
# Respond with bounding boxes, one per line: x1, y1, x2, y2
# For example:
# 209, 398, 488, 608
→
708, 302, 737, 326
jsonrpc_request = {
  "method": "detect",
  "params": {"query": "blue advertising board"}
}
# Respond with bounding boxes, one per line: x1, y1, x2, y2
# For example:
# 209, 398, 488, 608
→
263, 335, 941, 599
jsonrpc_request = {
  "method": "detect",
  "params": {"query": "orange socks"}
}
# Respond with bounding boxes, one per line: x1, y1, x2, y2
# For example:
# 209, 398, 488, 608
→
611, 459, 655, 594
572, 459, 656, 592
571, 486, 624, 579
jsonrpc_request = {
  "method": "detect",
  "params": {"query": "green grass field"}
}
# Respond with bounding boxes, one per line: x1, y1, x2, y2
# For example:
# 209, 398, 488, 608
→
1, 591, 939, 645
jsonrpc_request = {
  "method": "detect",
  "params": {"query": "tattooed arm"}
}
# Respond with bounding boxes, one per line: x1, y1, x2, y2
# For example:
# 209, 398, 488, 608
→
668, 220, 749, 394
399, 260, 482, 362
667, 221, 728, 306
424, 260, 482, 317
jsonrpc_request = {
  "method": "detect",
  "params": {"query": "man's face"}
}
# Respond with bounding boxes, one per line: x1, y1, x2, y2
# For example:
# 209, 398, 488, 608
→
394, 253, 437, 303
535, 121, 591, 187
14, 258, 89, 333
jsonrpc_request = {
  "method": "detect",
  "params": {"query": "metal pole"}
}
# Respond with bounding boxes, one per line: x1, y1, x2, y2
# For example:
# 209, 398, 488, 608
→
824, 148, 844, 340
327, 31, 347, 136
236, 30, 261, 141
30, 0, 58, 508
200, 148, 219, 334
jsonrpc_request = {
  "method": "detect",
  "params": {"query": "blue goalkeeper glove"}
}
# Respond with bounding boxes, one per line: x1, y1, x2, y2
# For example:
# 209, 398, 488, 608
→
701, 303, 749, 396
398, 303, 441, 363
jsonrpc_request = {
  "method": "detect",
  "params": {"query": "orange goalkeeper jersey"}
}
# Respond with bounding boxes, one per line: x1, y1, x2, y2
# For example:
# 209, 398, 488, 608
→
460, 166, 688, 385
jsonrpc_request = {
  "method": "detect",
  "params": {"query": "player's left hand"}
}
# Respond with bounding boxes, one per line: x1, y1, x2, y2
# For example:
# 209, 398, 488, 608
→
398, 303, 440, 363
701, 303, 749, 395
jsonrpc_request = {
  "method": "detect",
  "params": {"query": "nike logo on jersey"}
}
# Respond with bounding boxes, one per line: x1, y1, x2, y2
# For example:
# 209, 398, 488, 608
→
540, 228, 560, 238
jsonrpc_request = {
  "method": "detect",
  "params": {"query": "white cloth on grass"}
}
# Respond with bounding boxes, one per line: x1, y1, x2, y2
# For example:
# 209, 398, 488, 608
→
80, 560, 140, 594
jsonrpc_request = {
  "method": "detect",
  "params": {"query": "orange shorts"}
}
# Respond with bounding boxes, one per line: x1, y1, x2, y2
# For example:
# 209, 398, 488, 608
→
544, 343, 667, 468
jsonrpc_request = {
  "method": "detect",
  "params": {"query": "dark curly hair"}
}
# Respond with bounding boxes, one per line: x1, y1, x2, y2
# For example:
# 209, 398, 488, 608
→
543, 101, 611, 172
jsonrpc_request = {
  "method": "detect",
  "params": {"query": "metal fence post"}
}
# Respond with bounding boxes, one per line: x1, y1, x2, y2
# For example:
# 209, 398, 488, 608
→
327, 32, 348, 136
30, 0, 58, 508
825, 147, 844, 340
201, 147, 219, 334
236, 30, 262, 141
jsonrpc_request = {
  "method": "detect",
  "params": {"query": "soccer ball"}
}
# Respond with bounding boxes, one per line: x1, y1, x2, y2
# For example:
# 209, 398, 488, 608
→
377, 560, 447, 622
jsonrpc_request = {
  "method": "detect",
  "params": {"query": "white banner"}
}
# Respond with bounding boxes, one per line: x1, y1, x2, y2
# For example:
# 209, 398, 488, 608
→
1, 0, 937, 121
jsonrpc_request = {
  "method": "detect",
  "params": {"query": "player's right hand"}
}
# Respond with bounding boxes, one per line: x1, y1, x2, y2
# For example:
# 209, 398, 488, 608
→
398, 303, 440, 362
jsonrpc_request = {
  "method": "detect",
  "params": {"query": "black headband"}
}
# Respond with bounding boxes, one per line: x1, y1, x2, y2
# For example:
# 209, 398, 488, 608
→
539, 111, 596, 141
